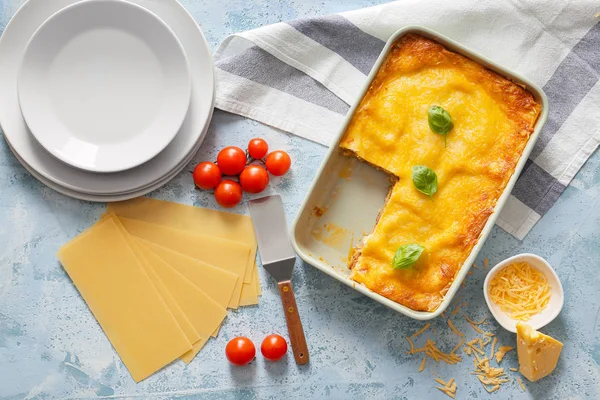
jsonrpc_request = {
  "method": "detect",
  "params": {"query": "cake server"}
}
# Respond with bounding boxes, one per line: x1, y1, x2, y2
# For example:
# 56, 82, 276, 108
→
248, 195, 309, 365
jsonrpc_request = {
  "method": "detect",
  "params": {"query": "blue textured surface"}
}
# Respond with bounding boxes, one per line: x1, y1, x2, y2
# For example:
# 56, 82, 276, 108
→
1, 1, 599, 399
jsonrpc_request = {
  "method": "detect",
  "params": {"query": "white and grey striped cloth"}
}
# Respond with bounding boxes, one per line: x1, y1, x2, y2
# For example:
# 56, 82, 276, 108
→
214, 0, 600, 240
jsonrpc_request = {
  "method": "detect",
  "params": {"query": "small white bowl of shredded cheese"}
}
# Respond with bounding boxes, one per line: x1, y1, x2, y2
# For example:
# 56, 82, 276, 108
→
483, 253, 564, 333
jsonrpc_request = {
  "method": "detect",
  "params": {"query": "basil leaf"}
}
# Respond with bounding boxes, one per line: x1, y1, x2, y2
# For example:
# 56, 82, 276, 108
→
392, 244, 425, 269
428, 105, 454, 146
412, 165, 438, 198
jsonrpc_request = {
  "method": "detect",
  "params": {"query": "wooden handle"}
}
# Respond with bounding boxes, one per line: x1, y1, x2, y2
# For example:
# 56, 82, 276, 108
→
278, 280, 309, 365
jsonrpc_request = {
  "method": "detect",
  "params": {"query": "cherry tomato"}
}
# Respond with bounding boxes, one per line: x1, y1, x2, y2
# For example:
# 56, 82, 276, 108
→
261, 334, 288, 361
248, 138, 269, 159
217, 146, 247, 175
214, 180, 242, 208
192, 162, 222, 190
225, 336, 256, 366
239, 165, 269, 194
265, 151, 291, 176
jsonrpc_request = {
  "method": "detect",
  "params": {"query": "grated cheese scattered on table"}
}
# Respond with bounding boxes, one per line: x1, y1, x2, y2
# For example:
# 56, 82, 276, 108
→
495, 346, 514, 364
435, 377, 457, 399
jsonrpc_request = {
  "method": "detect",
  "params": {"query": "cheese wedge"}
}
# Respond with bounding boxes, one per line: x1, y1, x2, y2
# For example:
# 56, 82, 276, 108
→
107, 197, 257, 283
516, 322, 563, 381
57, 218, 192, 382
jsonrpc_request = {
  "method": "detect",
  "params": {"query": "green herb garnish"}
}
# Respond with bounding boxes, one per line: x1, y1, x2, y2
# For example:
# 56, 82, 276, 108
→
392, 244, 425, 269
428, 105, 454, 146
412, 165, 438, 198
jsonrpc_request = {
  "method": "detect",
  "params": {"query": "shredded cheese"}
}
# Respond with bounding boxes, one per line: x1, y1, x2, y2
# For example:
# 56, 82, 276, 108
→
468, 321, 484, 334
452, 302, 467, 316
509, 367, 518, 372
490, 337, 498, 359
484, 258, 489, 269
465, 338, 485, 355
452, 336, 465, 355
412, 339, 462, 365
494, 346, 514, 364
472, 356, 510, 392
517, 376, 526, 391
412, 323, 431, 339
485, 384, 500, 393
419, 356, 427, 372
465, 316, 487, 325
488, 261, 551, 321
402, 281, 520, 396
406, 336, 415, 354
447, 319, 464, 337
435, 378, 457, 399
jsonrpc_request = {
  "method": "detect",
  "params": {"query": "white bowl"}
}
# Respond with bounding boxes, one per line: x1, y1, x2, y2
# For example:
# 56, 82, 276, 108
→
483, 253, 564, 333
17, 0, 191, 173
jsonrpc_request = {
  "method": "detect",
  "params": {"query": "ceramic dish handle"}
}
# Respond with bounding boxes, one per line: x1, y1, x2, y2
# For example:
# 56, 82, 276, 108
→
278, 280, 309, 365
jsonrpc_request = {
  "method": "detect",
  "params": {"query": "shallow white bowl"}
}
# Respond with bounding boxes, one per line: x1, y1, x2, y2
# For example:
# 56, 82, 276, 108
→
483, 253, 564, 333
17, 0, 191, 173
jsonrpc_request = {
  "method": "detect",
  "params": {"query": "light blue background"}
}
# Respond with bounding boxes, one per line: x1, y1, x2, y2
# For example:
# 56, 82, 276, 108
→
1, 1, 599, 399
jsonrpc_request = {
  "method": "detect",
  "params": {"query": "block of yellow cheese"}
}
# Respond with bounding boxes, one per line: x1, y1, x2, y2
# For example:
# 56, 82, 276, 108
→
118, 216, 250, 309
57, 218, 192, 382
516, 322, 563, 381
107, 197, 257, 283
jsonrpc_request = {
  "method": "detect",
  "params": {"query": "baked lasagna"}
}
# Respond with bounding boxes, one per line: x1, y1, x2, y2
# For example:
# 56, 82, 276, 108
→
341, 34, 541, 312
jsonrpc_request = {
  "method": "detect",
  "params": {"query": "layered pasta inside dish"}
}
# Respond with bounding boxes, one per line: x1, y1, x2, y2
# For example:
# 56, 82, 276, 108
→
341, 33, 541, 312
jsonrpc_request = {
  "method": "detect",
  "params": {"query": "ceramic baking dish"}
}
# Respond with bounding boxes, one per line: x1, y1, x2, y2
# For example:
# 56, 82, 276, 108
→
290, 26, 548, 320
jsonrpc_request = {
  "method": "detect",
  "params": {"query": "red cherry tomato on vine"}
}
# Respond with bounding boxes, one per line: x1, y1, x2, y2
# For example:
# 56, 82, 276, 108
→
265, 151, 291, 176
239, 165, 269, 193
214, 180, 242, 208
225, 337, 256, 366
217, 146, 247, 175
261, 334, 288, 361
192, 162, 222, 190
248, 138, 269, 159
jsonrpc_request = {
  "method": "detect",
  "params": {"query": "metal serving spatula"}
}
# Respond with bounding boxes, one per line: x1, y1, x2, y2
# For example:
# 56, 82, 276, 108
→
248, 195, 309, 365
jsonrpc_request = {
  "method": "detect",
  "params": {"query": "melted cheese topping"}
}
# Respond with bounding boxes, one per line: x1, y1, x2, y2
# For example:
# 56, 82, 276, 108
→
342, 34, 541, 311
489, 262, 551, 320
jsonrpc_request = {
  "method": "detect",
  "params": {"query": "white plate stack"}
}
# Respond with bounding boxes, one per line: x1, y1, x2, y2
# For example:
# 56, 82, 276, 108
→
0, 0, 215, 202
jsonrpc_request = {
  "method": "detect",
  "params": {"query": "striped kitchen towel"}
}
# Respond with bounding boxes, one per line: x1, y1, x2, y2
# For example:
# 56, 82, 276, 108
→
214, 0, 600, 240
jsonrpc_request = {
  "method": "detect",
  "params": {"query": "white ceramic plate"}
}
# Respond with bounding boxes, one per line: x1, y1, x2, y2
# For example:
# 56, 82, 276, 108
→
17, 0, 191, 173
6, 125, 204, 202
0, 0, 214, 196
483, 253, 564, 333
